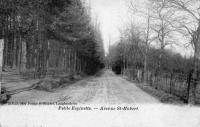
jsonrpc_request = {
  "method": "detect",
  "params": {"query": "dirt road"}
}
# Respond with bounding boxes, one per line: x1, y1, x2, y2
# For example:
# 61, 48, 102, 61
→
5, 70, 200, 127
9, 70, 159, 104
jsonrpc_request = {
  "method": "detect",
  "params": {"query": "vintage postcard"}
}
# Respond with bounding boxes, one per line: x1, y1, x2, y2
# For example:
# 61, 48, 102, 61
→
0, 0, 200, 127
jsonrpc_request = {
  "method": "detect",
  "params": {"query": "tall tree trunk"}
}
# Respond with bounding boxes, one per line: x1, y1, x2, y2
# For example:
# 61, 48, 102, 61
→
144, 49, 148, 84
3, 15, 8, 70
21, 40, 27, 72
18, 35, 22, 73
63, 48, 66, 71
188, 25, 200, 104
12, 35, 17, 69
12, 15, 17, 69
188, 52, 198, 104
123, 52, 126, 76
144, 15, 150, 84
0, 39, 4, 94
74, 51, 76, 73
46, 40, 50, 70
69, 49, 71, 74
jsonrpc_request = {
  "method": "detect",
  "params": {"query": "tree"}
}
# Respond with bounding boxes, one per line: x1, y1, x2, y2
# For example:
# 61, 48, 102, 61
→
166, 0, 200, 104
148, 1, 180, 73
129, 0, 173, 83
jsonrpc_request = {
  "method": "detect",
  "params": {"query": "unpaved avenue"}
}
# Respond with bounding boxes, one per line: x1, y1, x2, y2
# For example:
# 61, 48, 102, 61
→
9, 70, 159, 104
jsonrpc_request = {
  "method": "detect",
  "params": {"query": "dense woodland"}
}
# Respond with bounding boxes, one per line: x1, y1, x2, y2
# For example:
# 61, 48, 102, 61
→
0, 0, 105, 77
107, 0, 200, 104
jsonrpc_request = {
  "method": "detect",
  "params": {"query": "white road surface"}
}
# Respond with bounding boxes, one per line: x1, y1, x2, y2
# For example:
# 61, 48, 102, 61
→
9, 70, 158, 104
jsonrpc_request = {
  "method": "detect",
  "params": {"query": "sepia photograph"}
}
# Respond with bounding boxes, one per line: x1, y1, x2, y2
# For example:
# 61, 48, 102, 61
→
0, 0, 200, 127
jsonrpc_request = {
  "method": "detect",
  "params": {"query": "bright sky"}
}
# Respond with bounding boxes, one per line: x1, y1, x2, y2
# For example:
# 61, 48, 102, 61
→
89, 0, 193, 56
90, 0, 131, 54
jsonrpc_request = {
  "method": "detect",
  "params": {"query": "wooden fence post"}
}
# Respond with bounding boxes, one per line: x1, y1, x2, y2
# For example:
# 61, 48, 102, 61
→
186, 71, 192, 103
169, 73, 173, 94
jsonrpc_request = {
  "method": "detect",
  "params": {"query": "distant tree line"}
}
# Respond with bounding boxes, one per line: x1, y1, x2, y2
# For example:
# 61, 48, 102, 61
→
0, 0, 105, 77
108, 36, 196, 76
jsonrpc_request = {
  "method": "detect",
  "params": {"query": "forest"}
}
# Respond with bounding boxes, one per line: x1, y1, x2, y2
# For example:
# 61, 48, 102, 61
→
107, 0, 200, 104
0, 0, 105, 78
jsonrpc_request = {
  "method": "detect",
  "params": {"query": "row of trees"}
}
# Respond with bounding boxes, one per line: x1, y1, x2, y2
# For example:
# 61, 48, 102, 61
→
108, 0, 200, 104
0, 0, 105, 78
108, 31, 194, 76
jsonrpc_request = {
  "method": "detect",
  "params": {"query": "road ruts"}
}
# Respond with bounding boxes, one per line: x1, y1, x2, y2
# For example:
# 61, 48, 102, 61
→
9, 70, 159, 104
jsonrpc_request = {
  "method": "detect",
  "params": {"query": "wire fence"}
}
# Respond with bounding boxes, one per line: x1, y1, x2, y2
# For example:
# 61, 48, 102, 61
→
125, 69, 200, 104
